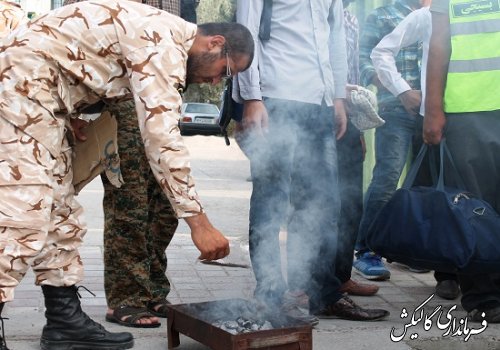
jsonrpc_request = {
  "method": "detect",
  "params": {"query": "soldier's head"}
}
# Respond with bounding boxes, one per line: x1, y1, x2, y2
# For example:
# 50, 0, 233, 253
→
186, 22, 254, 85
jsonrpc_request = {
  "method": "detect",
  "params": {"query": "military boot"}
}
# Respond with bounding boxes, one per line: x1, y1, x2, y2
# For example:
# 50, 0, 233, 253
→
0, 302, 10, 350
40, 285, 134, 350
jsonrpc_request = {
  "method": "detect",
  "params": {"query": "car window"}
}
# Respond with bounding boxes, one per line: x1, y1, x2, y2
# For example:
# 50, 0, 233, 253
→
185, 104, 219, 114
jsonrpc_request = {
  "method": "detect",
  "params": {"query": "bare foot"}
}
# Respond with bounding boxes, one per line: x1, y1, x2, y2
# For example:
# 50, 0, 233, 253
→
107, 307, 160, 326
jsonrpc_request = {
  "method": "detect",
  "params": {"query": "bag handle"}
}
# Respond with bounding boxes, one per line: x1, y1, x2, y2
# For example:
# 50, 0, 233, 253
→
437, 139, 467, 191
401, 143, 428, 189
219, 77, 234, 146
428, 145, 439, 185
402, 139, 467, 191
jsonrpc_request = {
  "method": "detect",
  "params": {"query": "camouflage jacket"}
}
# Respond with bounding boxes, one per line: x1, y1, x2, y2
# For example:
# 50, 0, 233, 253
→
0, 0, 27, 38
0, 0, 202, 218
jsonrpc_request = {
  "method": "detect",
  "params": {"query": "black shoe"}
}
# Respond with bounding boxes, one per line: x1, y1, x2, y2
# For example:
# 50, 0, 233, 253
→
280, 291, 319, 326
435, 280, 460, 300
314, 296, 389, 321
41, 285, 134, 350
468, 305, 500, 323
0, 302, 9, 350
0, 319, 9, 350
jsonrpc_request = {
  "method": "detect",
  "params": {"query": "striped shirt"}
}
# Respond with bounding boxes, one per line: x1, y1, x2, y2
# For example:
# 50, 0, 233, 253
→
359, 0, 422, 109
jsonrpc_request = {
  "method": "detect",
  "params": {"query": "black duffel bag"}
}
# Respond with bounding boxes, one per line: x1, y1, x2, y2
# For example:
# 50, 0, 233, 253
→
366, 139, 500, 273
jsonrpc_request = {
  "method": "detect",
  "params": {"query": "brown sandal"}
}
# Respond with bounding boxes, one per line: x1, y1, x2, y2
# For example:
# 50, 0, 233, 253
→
105, 305, 161, 328
147, 300, 171, 318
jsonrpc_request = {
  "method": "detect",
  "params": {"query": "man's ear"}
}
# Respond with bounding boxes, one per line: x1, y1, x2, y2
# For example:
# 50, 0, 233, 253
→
207, 35, 226, 51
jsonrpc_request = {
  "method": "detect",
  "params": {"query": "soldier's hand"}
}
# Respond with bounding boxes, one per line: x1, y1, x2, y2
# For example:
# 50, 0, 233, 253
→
185, 213, 230, 261
70, 118, 89, 142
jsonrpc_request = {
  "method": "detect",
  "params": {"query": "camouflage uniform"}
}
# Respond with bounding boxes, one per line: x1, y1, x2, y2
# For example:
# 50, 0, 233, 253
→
0, 0, 27, 37
99, 0, 180, 312
62, 0, 181, 310
102, 100, 179, 309
0, 0, 201, 302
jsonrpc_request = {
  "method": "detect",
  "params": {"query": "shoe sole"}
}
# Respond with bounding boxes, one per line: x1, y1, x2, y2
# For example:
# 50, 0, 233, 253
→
341, 290, 379, 297
40, 339, 134, 350
105, 314, 161, 328
317, 314, 388, 321
354, 269, 390, 281
388, 262, 430, 273
436, 293, 460, 300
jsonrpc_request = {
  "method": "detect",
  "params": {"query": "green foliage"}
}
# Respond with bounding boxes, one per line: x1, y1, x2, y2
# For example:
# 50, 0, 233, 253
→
197, 0, 235, 23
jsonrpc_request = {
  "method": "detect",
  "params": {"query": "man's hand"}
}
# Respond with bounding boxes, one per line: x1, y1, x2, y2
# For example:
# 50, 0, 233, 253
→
398, 90, 422, 116
345, 84, 359, 101
423, 108, 446, 145
70, 118, 89, 142
345, 84, 359, 115
333, 99, 347, 140
371, 74, 384, 90
185, 213, 230, 261
242, 100, 268, 136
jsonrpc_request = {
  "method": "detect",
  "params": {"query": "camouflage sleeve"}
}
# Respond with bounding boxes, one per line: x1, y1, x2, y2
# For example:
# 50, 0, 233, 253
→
0, 2, 28, 38
64, 0, 181, 16
125, 45, 203, 218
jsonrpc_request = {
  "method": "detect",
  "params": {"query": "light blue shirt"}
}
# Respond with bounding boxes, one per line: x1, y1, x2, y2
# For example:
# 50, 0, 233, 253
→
234, 0, 347, 106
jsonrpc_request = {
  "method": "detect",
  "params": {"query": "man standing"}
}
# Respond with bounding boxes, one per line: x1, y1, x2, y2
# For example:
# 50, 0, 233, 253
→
234, 0, 388, 322
425, 0, 500, 323
336, 0, 379, 297
370, 3, 461, 300
354, 0, 429, 281
0, 1, 253, 349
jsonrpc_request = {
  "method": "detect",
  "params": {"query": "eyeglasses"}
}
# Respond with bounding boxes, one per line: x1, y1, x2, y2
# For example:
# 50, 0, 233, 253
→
224, 52, 232, 79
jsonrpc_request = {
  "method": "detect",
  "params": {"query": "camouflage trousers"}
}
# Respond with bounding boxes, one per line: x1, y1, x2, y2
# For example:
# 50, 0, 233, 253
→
102, 101, 178, 309
0, 116, 86, 302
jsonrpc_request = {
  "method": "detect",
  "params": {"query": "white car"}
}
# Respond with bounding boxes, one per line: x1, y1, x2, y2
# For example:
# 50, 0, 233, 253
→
179, 102, 221, 135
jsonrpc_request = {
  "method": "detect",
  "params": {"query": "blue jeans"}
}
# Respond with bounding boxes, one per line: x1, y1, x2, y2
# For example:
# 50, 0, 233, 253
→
245, 98, 342, 312
356, 108, 420, 253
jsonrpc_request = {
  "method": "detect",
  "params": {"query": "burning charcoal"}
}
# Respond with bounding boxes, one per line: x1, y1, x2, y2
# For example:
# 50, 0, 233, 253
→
261, 321, 273, 330
224, 320, 239, 329
236, 317, 253, 329
220, 325, 238, 335
212, 315, 275, 334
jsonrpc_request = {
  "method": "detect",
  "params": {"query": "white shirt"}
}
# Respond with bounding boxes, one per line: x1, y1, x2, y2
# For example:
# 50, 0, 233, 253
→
371, 7, 431, 116
234, 0, 347, 106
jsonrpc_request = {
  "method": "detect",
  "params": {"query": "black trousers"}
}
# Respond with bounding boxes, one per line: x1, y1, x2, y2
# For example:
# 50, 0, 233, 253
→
335, 120, 363, 283
444, 111, 500, 312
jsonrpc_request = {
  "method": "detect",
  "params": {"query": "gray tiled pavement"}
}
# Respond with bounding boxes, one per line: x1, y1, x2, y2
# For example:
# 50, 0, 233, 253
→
4, 136, 500, 350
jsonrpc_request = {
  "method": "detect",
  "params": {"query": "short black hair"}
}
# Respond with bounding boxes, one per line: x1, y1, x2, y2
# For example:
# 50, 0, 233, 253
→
197, 22, 254, 70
